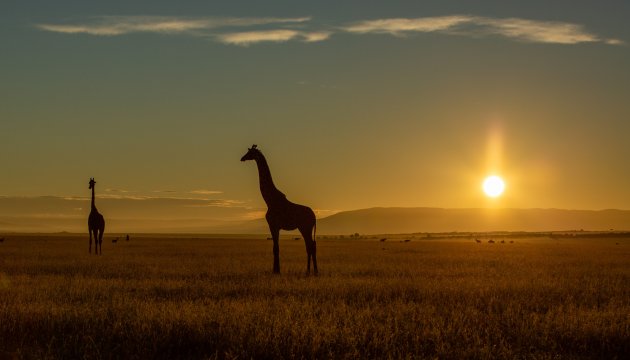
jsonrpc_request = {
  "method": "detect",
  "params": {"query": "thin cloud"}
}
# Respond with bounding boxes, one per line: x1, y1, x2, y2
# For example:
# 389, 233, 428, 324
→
105, 188, 129, 193
302, 31, 333, 42
37, 18, 210, 36
36, 15, 311, 36
343, 15, 473, 35
190, 190, 224, 195
35, 14, 623, 46
59, 194, 241, 203
605, 39, 624, 45
184, 199, 246, 208
243, 210, 267, 220
476, 17, 620, 44
63, 196, 87, 201
216, 29, 330, 46
314, 209, 341, 218
343, 15, 623, 45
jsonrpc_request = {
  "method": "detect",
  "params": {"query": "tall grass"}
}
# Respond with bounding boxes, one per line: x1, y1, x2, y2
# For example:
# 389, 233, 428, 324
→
0, 234, 628, 358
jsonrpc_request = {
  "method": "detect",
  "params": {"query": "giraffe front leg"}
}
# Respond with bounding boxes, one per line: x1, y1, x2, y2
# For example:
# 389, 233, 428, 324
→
89, 230, 92, 254
270, 227, 280, 274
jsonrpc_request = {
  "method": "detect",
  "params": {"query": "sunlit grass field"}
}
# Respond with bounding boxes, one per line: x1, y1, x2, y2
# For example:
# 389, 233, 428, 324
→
0, 233, 628, 359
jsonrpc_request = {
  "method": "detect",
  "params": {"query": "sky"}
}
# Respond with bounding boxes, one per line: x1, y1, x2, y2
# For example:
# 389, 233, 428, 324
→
1, 1, 629, 232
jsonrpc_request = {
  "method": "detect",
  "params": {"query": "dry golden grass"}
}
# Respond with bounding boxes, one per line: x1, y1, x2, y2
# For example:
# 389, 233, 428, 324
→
0, 234, 628, 359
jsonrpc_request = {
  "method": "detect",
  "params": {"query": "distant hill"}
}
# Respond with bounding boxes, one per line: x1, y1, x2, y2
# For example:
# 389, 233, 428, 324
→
1, 195, 628, 234
315, 207, 630, 234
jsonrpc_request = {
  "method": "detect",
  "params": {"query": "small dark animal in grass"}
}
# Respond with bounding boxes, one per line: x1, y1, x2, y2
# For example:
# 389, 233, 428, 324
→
0, 237, 4, 243
475, 239, 481, 244
294, 237, 301, 241
380, 238, 387, 242
241, 145, 318, 275
126, 234, 130, 241
112, 238, 118, 244
510, 240, 514, 244
404, 239, 411, 243
500, 240, 505, 244
488, 240, 495, 244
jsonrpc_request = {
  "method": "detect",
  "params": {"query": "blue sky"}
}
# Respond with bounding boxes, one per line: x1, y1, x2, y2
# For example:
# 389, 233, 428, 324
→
1, 1, 629, 232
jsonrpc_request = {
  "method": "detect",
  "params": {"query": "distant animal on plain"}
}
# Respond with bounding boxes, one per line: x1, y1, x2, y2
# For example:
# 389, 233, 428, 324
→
380, 238, 387, 242
488, 240, 495, 244
404, 239, 411, 243
500, 240, 505, 244
510, 240, 514, 244
294, 237, 301, 241
126, 234, 130, 241
241, 145, 317, 274
112, 237, 118, 244
0, 237, 4, 243
475, 239, 481, 244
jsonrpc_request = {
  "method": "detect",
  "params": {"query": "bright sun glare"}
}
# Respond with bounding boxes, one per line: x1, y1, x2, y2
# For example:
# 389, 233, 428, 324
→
483, 175, 505, 198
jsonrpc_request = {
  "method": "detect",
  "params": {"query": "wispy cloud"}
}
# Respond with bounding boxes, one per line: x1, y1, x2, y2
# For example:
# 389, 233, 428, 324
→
184, 199, 246, 208
475, 17, 622, 44
0, 195, 258, 233
105, 188, 129, 193
343, 15, 472, 35
302, 31, 333, 43
62, 194, 235, 202
343, 15, 623, 45
35, 14, 623, 46
216, 29, 331, 45
190, 190, 223, 195
36, 15, 311, 36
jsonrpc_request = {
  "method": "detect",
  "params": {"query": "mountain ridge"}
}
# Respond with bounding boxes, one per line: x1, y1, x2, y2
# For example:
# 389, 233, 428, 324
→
314, 207, 630, 234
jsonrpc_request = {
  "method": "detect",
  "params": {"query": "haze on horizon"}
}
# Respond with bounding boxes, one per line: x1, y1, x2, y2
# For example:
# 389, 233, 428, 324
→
1, 1, 629, 232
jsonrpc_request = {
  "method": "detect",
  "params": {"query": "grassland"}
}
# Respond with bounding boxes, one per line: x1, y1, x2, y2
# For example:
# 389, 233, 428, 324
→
0, 233, 628, 359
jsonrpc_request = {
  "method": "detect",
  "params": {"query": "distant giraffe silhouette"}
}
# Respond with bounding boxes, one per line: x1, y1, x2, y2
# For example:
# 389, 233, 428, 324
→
241, 145, 318, 274
88, 178, 105, 255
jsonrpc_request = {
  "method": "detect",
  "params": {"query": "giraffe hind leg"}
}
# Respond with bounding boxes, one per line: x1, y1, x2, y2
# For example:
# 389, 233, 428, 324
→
311, 240, 318, 275
92, 229, 99, 255
300, 227, 316, 275
98, 228, 104, 255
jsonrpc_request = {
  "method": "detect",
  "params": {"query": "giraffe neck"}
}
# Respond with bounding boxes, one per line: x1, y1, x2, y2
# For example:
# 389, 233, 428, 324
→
91, 186, 97, 211
254, 154, 282, 206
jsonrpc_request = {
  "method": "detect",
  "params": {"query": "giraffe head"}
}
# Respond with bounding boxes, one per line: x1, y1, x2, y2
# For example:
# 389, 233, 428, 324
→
240, 144, 260, 162
89, 178, 96, 189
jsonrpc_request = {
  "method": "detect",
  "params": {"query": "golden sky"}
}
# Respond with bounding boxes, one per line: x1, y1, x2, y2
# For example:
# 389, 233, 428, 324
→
1, 1, 629, 230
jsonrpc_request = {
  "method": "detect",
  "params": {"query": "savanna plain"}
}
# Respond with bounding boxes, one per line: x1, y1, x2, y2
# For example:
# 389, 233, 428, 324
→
0, 233, 628, 359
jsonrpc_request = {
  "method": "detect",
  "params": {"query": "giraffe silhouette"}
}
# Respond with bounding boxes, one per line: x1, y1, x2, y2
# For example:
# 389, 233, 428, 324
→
88, 178, 105, 255
241, 145, 318, 274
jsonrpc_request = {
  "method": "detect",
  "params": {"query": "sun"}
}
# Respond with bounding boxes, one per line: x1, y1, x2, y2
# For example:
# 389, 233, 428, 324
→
482, 175, 505, 198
